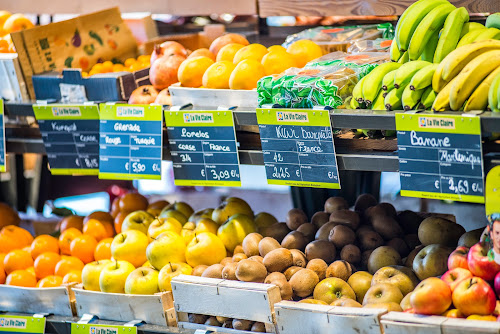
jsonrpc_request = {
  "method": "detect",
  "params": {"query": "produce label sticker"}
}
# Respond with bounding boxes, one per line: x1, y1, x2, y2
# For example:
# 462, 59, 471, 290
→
165, 110, 241, 187
99, 104, 162, 180
71, 323, 137, 334
33, 104, 100, 175
0, 315, 45, 334
396, 113, 484, 203
256, 109, 340, 189
0, 100, 5, 172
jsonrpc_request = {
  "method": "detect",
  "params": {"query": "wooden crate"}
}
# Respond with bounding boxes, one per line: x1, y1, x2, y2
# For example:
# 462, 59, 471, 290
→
169, 84, 258, 109
171, 275, 281, 333
275, 301, 386, 334
72, 285, 176, 327
0, 284, 74, 316
442, 318, 500, 334
381, 312, 447, 334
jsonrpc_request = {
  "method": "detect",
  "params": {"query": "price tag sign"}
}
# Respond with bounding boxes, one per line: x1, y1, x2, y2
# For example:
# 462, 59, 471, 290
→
0, 100, 6, 172
33, 104, 99, 175
165, 110, 241, 187
0, 315, 46, 334
396, 113, 484, 203
486, 166, 500, 218
256, 109, 340, 189
99, 104, 163, 180
71, 323, 137, 334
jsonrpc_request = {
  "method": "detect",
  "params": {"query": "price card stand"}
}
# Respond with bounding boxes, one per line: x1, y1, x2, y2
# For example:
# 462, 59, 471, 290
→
0, 100, 5, 172
99, 104, 163, 180
32, 104, 99, 175
396, 113, 484, 203
71, 323, 138, 334
256, 108, 340, 189
0, 314, 46, 334
165, 110, 241, 187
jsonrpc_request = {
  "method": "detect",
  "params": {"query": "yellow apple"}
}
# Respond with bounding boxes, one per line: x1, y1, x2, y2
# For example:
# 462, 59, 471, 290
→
81, 260, 112, 291
194, 218, 219, 235
147, 208, 162, 217
181, 222, 196, 245
121, 210, 155, 234
217, 214, 256, 252
158, 262, 192, 292
148, 217, 183, 240
186, 232, 227, 267
164, 202, 194, 219
143, 260, 154, 268
99, 260, 135, 293
146, 231, 186, 270
125, 267, 160, 295
188, 208, 214, 225
212, 197, 254, 225
111, 230, 149, 268
159, 209, 187, 225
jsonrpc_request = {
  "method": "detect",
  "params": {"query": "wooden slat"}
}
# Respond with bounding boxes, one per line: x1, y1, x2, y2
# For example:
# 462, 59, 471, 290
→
257, 0, 499, 17
442, 318, 500, 334
381, 312, 447, 334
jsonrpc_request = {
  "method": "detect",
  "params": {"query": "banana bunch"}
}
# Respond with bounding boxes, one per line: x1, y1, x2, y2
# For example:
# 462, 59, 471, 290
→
488, 71, 500, 112
431, 39, 500, 111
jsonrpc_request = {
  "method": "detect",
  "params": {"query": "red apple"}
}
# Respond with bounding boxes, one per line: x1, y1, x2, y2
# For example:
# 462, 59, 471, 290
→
494, 271, 500, 297
410, 277, 452, 315
150, 41, 188, 65
467, 242, 500, 281
452, 277, 496, 316
448, 246, 469, 271
149, 54, 185, 91
128, 85, 158, 104
441, 268, 473, 292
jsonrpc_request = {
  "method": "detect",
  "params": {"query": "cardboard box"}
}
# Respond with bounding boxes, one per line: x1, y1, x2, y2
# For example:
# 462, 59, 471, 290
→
0, 54, 30, 102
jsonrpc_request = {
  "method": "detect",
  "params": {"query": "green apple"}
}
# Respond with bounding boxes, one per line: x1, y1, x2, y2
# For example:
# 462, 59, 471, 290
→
159, 209, 188, 225
217, 214, 256, 252
372, 266, 419, 296
313, 277, 356, 304
82, 260, 112, 291
121, 210, 155, 234
111, 230, 149, 268
163, 202, 194, 220
347, 271, 373, 303
124, 267, 160, 295
147, 217, 183, 240
362, 283, 404, 305
212, 197, 254, 225
146, 231, 186, 270
99, 260, 136, 293
413, 244, 452, 280
254, 212, 278, 232
188, 208, 214, 225
186, 232, 227, 267
158, 262, 192, 292
194, 218, 219, 235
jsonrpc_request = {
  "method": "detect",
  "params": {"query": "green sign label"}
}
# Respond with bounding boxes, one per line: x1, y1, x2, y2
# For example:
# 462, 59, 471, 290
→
99, 104, 163, 180
486, 166, 500, 218
33, 104, 100, 175
0, 100, 5, 173
396, 113, 484, 203
71, 324, 136, 334
0, 315, 45, 334
256, 109, 340, 189
165, 110, 241, 187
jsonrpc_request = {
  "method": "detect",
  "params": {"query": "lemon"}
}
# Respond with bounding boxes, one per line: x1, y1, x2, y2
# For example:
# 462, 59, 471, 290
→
202, 61, 236, 89
178, 56, 214, 88
229, 59, 265, 90
261, 51, 297, 76
233, 43, 268, 64
286, 40, 323, 67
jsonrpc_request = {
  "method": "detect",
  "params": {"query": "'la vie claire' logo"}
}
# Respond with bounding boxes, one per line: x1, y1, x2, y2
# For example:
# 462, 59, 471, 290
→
0, 317, 27, 328
52, 107, 81, 117
418, 116, 455, 129
116, 107, 144, 118
183, 113, 214, 123
276, 111, 309, 122
90, 326, 118, 334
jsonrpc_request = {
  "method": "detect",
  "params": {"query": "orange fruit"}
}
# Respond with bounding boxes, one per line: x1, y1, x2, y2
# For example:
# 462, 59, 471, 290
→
6, 269, 36, 287
33, 252, 61, 279
102, 61, 114, 73
62, 270, 82, 284
0, 203, 20, 229
0, 261, 5, 284
124, 58, 136, 68
1, 225, 33, 246
0, 234, 18, 253
83, 219, 112, 242
216, 43, 245, 63
54, 256, 84, 277
261, 51, 297, 76
37, 275, 63, 288
112, 64, 125, 72
202, 61, 236, 89
4, 249, 34, 274
137, 55, 151, 63
0, 253, 5, 264
268, 45, 287, 53
26, 266, 35, 276
0, 11, 12, 36
84, 211, 113, 225
113, 211, 131, 234
286, 40, 323, 68
22, 246, 31, 253
94, 238, 113, 261
209, 33, 249, 56
188, 48, 216, 61
70, 235, 97, 264
178, 56, 214, 88
59, 215, 84, 232
59, 228, 82, 255
229, 59, 266, 90
31, 235, 59, 259
0, 39, 9, 52
233, 44, 268, 64
3, 14, 34, 34
119, 193, 148, 212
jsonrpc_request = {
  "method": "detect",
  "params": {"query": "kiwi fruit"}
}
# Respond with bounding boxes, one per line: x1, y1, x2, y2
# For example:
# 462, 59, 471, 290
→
315, 222, 338, 240
361, 250, 373, 269
365, 205, 388, 222
242, 233, 263, 257
284, 266, 302, 280
204, 316, 221, 326
289, 268, 319, 297
254, 212, 278, 232
305, 240, 336, 264
233, 245, 244, 254
329, 225, 356, 249
263, 248, 293, 272
281, 231, 308, 251
232, 319, 253, 331
220, 257, 232, 266
296, 223, 317, 242
356, 225, 375, 238
311, 211, 330, 229
290, 249, 307, 267
216, 316, 229, 323
340, 244, 361, 264
326, 260, 353, 281
331, 298, 362, 307
329, 210, 360, 230
354, 194, 378, 213
248, 255, 264, 264
265, 272, 287, 283
306, 258, 328, 280
222, 319, 233, 328
378, 203, 397, 217
261, 222, 291, 243
324, 197, 349, 213
404, 234, 420, 250
192, 265, 208, 276
387, 238, 410, 257
397, 210, 423, 234
286, 208, 308, 230
222, 262, 238, 280
258, 237, 282, 257
251, 322, 266, 332
202, 264, 224, 278
188, 313, 208, 324
359, 230, 384, 251
235, 259, 267, 283
372, 215, 403, 240
232, 253, 248, 262
265, 272, 293, 300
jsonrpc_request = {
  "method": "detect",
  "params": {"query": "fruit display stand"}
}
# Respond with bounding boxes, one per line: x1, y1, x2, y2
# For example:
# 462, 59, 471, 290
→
171, 275, 281, 333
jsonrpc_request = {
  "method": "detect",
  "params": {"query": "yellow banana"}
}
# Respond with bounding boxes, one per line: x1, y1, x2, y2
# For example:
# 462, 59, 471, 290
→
474, 28, 500, 42
460, 22, 485, 39
464, 66, 500, 111
456, 29, 487, 48
432, 76, 460, 111
433, 7, 469, 63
